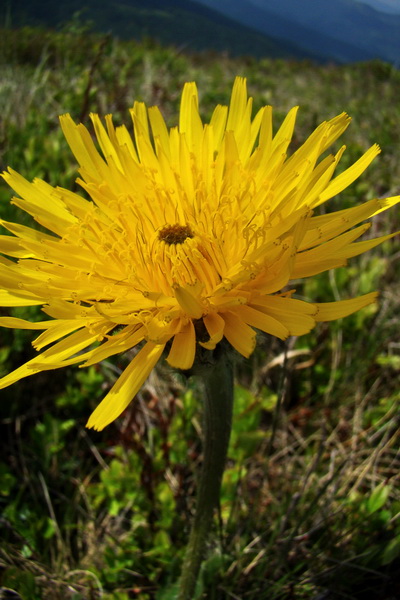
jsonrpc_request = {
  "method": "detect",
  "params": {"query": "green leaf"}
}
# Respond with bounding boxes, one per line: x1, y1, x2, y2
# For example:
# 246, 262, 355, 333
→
155, 582, 180, 600
2, 568, 37, 599
366, 483, 390, 514
0, 462, 17, 496
376, 354, 400, 369
381, 536, 400, 566
43, 516, 57, 539
201, 552, 229, 586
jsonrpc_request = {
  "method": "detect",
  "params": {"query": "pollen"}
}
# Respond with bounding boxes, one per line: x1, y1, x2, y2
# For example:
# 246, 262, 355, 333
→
158, 224, 194, 245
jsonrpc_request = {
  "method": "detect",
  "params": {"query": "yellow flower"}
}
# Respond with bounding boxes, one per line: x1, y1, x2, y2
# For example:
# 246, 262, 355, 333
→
0, 78, 398, 430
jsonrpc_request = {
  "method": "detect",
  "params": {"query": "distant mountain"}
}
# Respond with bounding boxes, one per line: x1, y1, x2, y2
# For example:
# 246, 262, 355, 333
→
4, 0, 398, 64
196, 0, 400, 64
2, 0, 319, 61
356, 0, 400, 14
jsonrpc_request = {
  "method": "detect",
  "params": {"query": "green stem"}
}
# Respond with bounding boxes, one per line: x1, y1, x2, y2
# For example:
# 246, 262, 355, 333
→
178, 346, 234, 600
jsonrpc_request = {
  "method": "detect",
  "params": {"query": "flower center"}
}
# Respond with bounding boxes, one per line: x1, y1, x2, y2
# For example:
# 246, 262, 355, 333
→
158, 223, 194, 245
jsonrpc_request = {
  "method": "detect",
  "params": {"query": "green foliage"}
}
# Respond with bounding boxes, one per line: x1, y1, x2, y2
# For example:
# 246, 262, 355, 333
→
2, 567, 38, 599
0, 26, 399, 600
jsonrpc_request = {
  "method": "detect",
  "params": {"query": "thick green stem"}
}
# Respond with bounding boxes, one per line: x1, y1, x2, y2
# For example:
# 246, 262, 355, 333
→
178, 347, 234, 600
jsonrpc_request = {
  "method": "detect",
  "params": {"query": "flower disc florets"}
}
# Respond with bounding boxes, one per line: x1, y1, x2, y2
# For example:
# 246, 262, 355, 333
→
0, 77, 398, 430
159, 224, 194, 245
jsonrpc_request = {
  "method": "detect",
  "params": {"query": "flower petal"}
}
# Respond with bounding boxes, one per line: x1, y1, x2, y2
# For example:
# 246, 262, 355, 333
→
222, 310, 256, 357
318, 144, 380, 204
0, 326, 104, 389
174, 286, 204, 319
233, 305, 290, 339
314, 292, 378, 321
0, 290, 43, 306
166, 320, 196, 370
200, 312, 225, 350
250, 300, 316, 336
86, 342, 165, 430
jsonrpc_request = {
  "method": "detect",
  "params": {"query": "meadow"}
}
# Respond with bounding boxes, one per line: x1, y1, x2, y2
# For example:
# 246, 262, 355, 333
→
0, 23, 399, 600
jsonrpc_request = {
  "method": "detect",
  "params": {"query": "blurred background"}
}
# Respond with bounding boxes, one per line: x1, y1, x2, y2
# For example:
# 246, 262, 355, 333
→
0, 1, 399, 599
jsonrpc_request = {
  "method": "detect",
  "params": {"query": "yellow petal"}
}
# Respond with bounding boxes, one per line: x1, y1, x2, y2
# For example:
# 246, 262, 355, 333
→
233, 305, 289, 340
210, 104, 228, 152
0, 355, 47, 388
200, 312, 225, 350
2, 169, 77, 234
59, 114, 107, 182
320, 112, 351, 153
166, 320, 196, 370
80, 326, 145, 367
179, 82, 203, 153
148, 106, 170, 158
271, 106, 298, 155
249, 296, 317, 336
334, 232, 398, 259
86, 342, 165, 430
314, 292, 378, 321
0, 235, 34, 258
35, 324, 111, 364
292, 224, 371, 278
0, 317, 53, 330
370, 195, 400, 217
301, 198, 383, 249
318, 144, 380, 203
115, 123, 138, 161
222, 310, 256, 358
0, 327, 101, 389
33, 321, 93, 351
0, 317, 87, 352
90, 113, 123, 172
131, 111, 159, 171
174, 286, 204, 319
0, 290, 43, 307
146, 315, 180, 344
131, 101, 150, 141
226, 76, 248, 133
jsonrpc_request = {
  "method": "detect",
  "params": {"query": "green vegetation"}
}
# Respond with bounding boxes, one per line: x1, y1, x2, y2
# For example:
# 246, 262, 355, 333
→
1, 25, 400, 600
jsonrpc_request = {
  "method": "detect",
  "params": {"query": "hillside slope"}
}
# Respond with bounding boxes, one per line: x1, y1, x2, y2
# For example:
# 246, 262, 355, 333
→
3, 0, 318, 60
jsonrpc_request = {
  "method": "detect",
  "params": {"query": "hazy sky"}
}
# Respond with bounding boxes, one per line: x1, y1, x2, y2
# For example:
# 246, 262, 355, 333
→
357, 0, 400, 13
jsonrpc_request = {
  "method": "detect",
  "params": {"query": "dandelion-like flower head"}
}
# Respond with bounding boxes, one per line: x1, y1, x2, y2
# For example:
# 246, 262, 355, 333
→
1, 78, 398, 429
